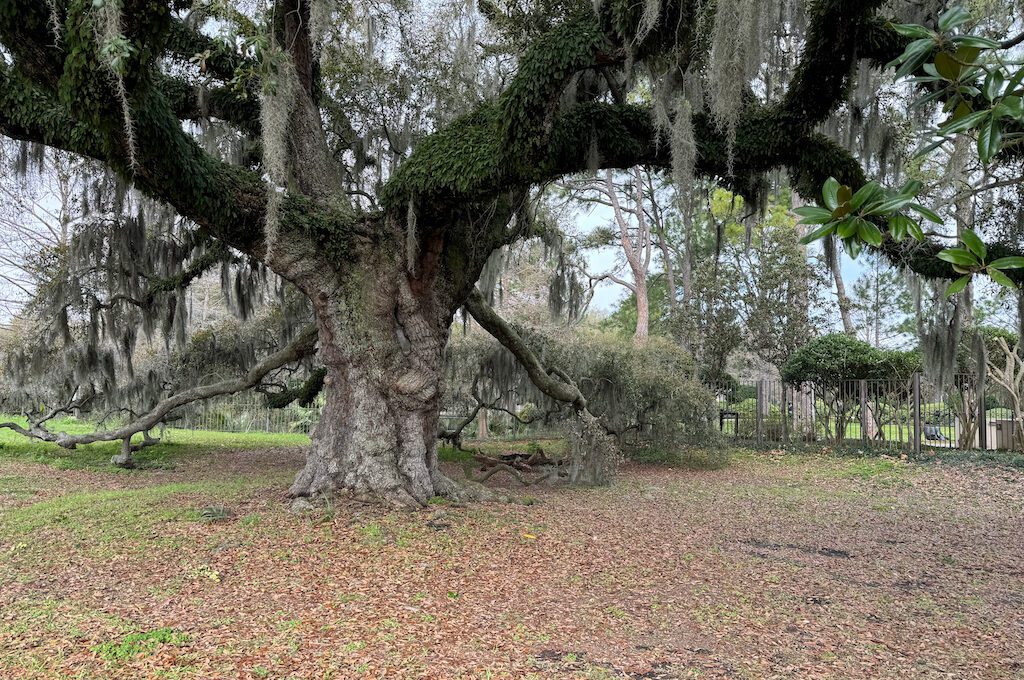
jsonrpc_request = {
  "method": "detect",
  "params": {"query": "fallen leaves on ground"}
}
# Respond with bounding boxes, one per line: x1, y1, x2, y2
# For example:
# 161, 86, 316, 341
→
0, 447, 1022, 678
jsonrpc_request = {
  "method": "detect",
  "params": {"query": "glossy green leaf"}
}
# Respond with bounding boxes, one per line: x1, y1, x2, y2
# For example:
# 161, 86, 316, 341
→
849, 182, 882, 210
937, 247, 980, 267
978, 117, 1003, 163
799, 221, 838, 244
866, 196, 913, 216
989, 257, 1024, 269
891, 39, 937, 78
846, 238, 863, 260
794, 206, 835, 224
910, 203, 943, 224
937, 109, 990, 136
837, 219, 858, 239
945, 275, 971, 297
822, 177, 841, 211
907, 219, 925, 241
995, 96, 1024, 120
958, 229, 983, 261
984, 69, 1006, 101
934, 52, 961, 81
888, 214, 910, 241
953, 44, 983, 63
988, 267, 1017, 290
960, 229, 986, 260
898, 179, 924, 197
938, 6, 971, 31
890, 22, 934, 39
857, 218, 884, 247
950, 35, 999, 49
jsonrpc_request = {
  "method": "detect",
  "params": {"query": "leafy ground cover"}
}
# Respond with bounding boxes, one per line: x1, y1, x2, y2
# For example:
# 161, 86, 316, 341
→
1, 432, 1022, 678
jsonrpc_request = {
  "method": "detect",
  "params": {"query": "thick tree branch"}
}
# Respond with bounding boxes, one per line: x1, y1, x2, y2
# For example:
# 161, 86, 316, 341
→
464, 288, 586, 408
0, 324, 318, 463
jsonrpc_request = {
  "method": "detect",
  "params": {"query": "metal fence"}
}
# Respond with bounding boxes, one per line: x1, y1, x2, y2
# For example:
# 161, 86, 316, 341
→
708, 373, 1022, 452
168, 396, 320, 434
7, 373, 1024, 453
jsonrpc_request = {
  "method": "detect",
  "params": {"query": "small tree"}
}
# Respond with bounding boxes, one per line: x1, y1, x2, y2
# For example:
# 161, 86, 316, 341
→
781, 334, 921, 443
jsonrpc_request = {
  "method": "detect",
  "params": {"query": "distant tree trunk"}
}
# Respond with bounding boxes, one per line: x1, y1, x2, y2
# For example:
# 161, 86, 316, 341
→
657, 228, 677, 314
826, 236, 856, 336
634, 276, 650, 345
476, 408, 489, 439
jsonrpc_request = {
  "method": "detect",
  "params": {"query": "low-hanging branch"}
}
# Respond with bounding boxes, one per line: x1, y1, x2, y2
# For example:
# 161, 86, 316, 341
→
0, 324, 318, 465
438, 378, 561, 448
463, 288, 587, 409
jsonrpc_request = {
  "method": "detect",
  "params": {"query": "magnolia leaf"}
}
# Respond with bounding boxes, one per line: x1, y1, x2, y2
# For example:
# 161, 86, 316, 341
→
907, 219, 925, 241
950, 35, 999, 49
989, 256, 1024, 269
849, 182, 881, 210
937, 247, 980, 267
988, 268, 1017, 290
934, 52, 961, 81
837, 219, 858, 239
978, 118, 1003, 163
938, 6, 971, 31
822, 177, 841, 211
799, 221, 838, 244
945, 275, 970, 297
910, 203, 943, 224
866, 196, 913, 216
960, 229, 987, 260
794, 206, 835, 224
856, 219, 884, 247
889, 22, 934, 39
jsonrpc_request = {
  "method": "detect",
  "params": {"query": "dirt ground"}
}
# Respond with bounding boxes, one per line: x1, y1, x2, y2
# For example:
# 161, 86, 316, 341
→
1, 445, 1022, 679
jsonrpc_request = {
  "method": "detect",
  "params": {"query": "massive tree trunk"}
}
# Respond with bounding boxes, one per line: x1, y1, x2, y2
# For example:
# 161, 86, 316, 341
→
286, 239, 475, 508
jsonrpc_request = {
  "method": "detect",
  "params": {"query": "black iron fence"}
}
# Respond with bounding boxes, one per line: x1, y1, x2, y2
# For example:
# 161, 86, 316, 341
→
708, 373, 1023, 452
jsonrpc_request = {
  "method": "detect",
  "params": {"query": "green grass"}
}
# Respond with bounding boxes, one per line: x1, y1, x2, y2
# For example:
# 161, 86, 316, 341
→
625, 446, 731, 470
91, 628, 191, 663
0, 475, 293, 567
0, 415, 308, 470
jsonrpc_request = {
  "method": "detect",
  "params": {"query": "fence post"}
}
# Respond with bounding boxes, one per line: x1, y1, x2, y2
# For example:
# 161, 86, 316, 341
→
859, 379, 868, 448
912, 372, 922, 456
781, 384, 790, 445
756, 380, 764, 446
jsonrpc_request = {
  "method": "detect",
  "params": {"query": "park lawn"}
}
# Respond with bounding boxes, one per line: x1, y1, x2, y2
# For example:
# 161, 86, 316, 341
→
0, 435, 1022, 678
0, 415, 309, 470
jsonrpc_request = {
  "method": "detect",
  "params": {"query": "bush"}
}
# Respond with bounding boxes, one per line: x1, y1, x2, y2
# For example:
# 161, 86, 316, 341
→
446, 330, 715, 453
782, 334, 921, 386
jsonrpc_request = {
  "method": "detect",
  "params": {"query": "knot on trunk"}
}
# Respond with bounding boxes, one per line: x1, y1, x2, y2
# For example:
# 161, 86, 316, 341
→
394, 369, 437, 401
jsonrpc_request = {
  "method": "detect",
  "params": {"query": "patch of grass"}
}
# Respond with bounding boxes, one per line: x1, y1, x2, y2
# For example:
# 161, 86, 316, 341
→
358, 522, 387, 544
915, 448, 1024, 469
627, 446, 731, 470
0, 416, 307, 471
0, 477, 284, 561
833, 458, 904, 480
0, 598, 131, 639
240, 513, 262, 528
752, 440, 1024, 471
0, 474, 36, 497
91, 627, 191, 663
